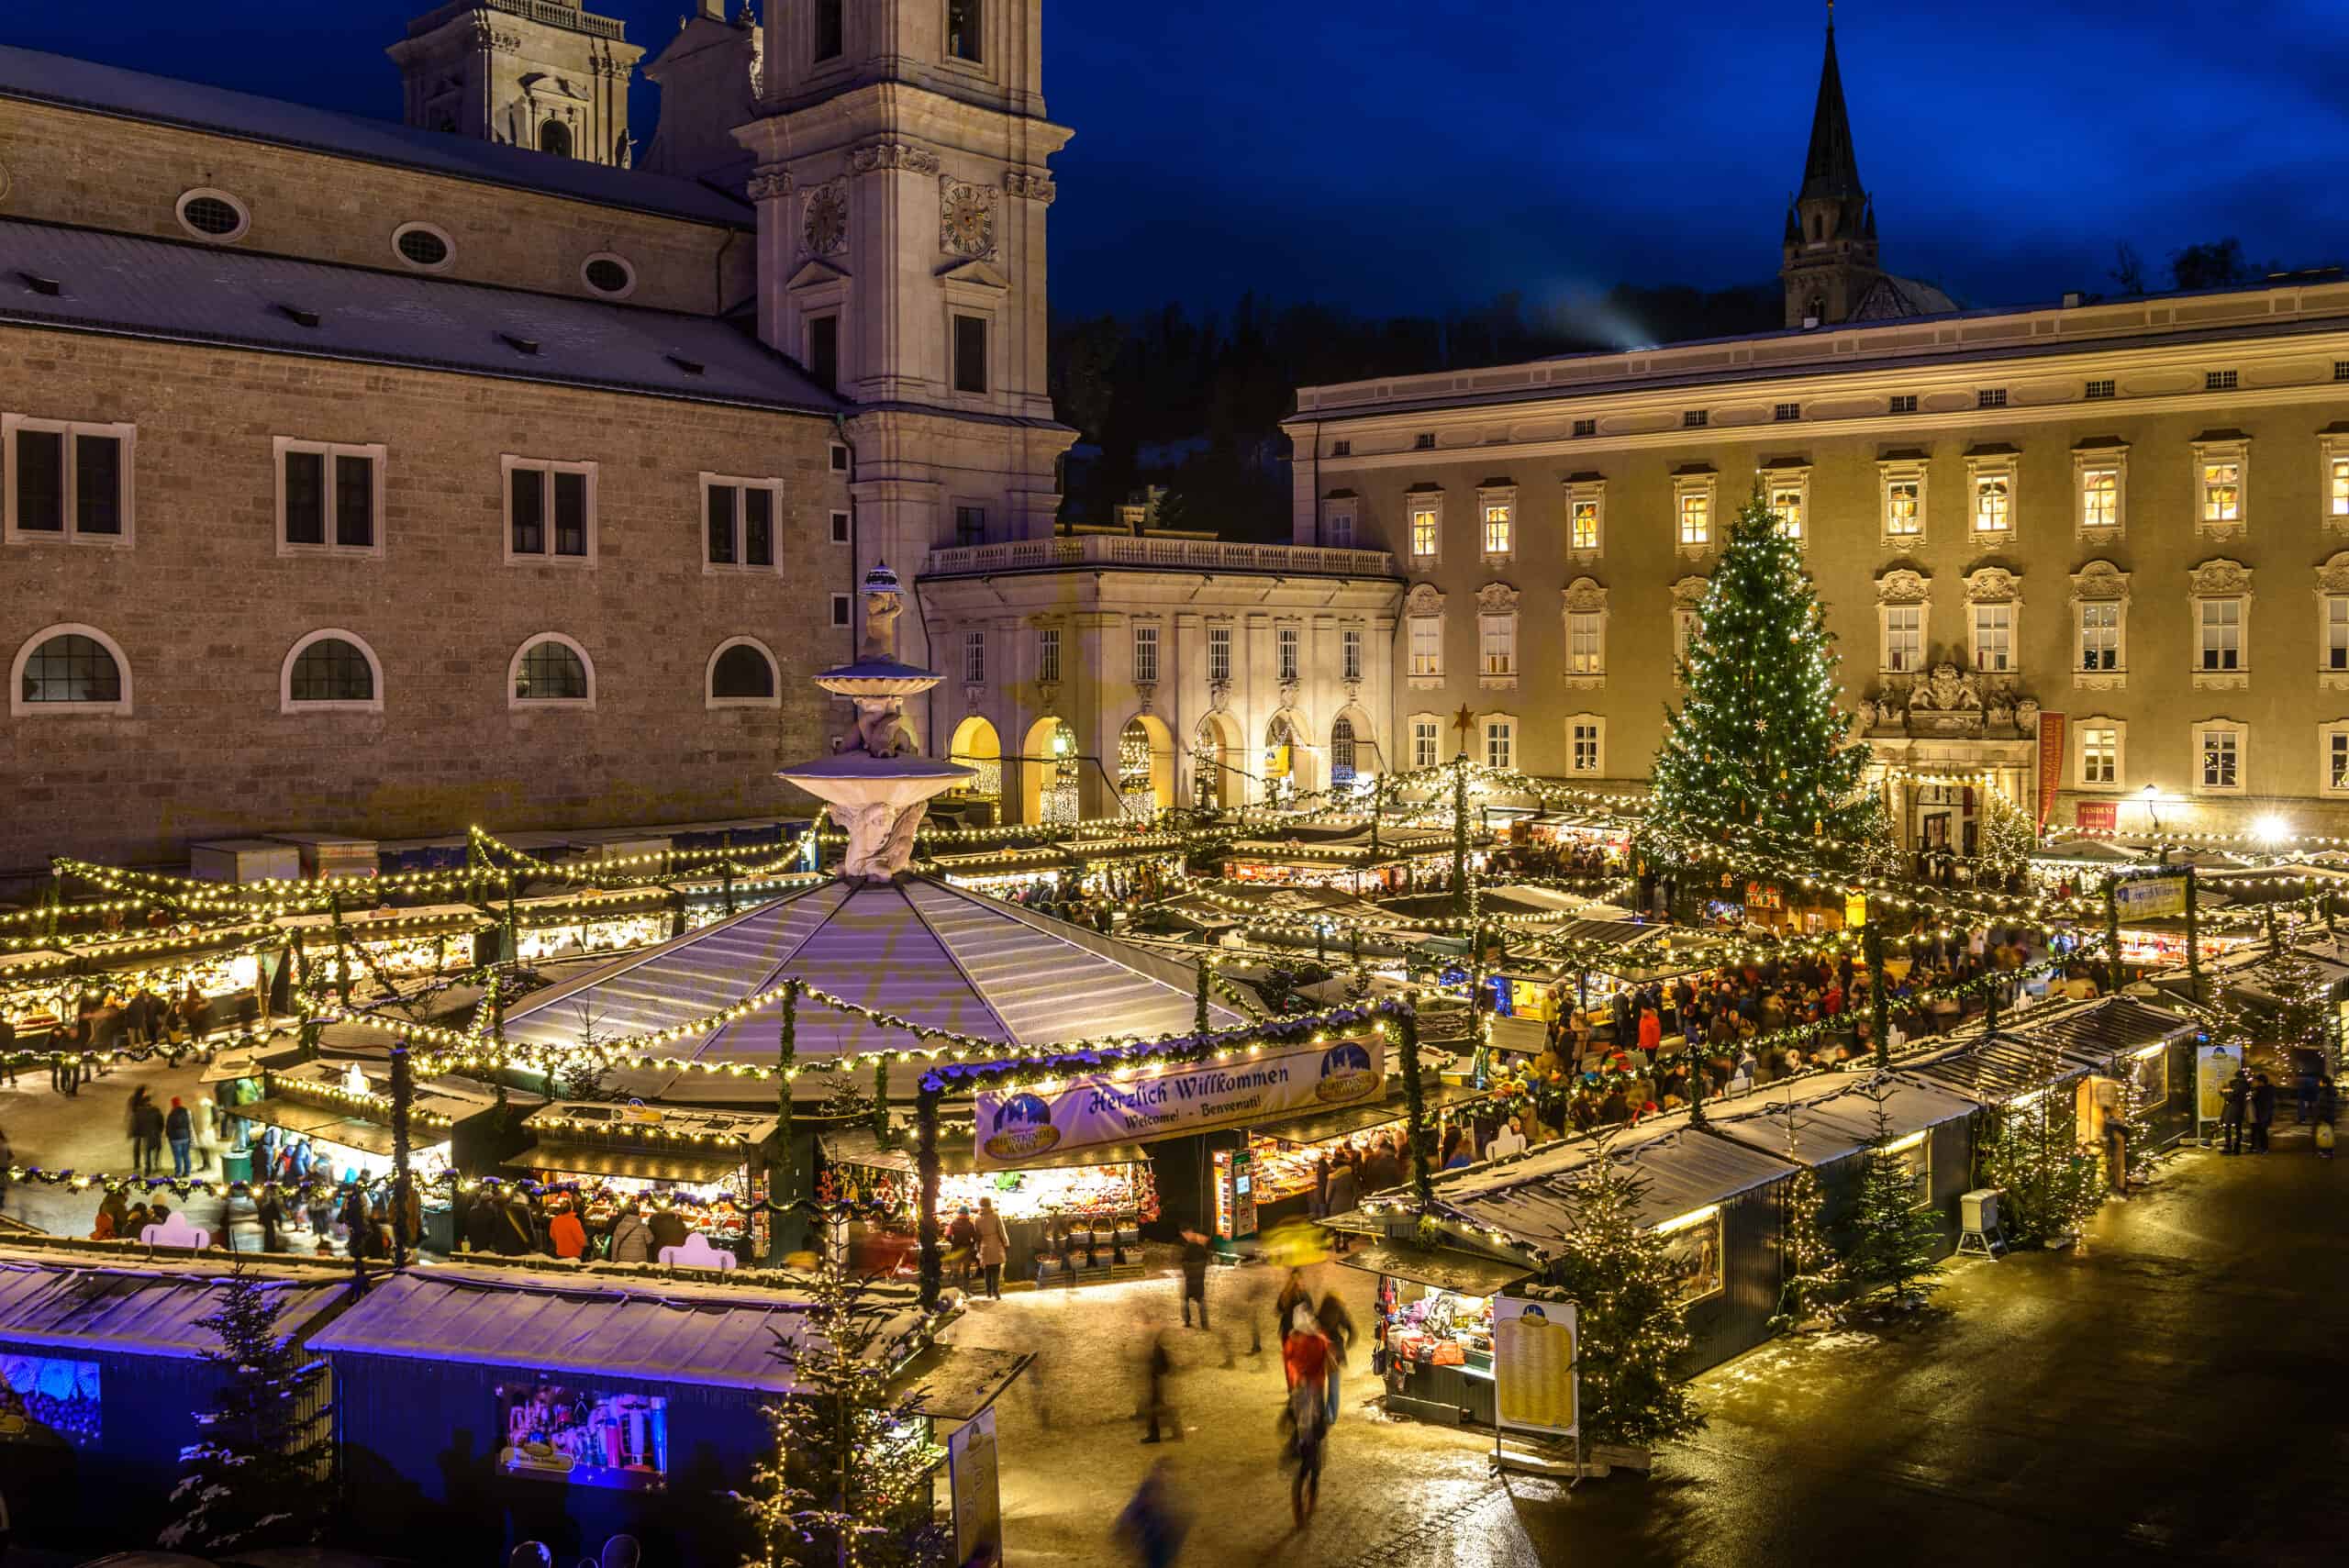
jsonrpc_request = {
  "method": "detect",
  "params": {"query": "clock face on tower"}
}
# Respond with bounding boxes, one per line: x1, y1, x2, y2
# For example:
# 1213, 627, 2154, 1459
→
802, 182, 848, 256
939, 178, 997, 260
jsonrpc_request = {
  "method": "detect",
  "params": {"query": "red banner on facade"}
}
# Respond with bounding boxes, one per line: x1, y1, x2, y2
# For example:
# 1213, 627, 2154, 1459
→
2076, 801, 2118, 833
2036, 712, 2065, 826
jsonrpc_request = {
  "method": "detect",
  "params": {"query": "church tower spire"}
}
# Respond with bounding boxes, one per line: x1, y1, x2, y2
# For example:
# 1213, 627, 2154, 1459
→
1780, 5, 1882, 328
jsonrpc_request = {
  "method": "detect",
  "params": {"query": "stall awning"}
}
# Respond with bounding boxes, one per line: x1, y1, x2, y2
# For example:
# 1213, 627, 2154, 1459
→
510, 1140, 750, 1185
2015, 996, 2199, 1061
231, 1095, 355, 1140
1898, 1031, 2110, 1106
1338, 1241, 1533, 1296
821, 1128, 1150, 1176
894, 1343, 1034, 1423
0, 1259, 342, 1361
1707, 1074, 1981, 1167
1247, 1083, 1489, 1148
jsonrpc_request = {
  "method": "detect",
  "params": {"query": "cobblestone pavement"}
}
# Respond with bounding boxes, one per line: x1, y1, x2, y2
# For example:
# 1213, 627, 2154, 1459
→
947, 1139, 2349, 1568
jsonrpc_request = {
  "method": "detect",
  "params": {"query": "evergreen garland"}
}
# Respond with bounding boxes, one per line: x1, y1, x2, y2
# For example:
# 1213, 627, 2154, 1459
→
1841, 1090, 1943, 1308
871, 1057, 892, 1150
158, 1266, 330, 1554
1646, 490, 1874, 850
1399, 998, 1432, 1206
774, 981, 800, 1262
1551, 1153, 1706, 1450
1769, 1162, 1842, 1331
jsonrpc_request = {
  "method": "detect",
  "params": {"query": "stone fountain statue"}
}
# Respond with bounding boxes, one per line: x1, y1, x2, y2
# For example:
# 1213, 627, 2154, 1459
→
776, 562, 973, 881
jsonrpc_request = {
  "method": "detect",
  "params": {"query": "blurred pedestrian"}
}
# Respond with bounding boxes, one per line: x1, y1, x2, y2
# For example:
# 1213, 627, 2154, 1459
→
948, 1206, 978, 1286
1316, 1287, 1356, 1427
1177, 1229, 1210, 1329
128, 1086, 160, 1174
1141, 1329, 1177, 1444
1113, 1460, 1189, 1568
2251, 1072, 2277, 1154
164, 1096, 194, 1178
2221, 1069, 2249, 1154
1279, 1319, 1330, 1529
1274, 1267, 1308, 1345
976, 1196, 1008, 1299
2316, 1077, 2338, 1160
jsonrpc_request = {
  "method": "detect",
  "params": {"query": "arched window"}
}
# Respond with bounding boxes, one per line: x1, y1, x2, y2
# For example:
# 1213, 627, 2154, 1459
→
281, 630, 382, 713
11, 625, 129, 715
707, 638, 780, 708
540, 119, 573, 159
510, 634, 594, 707
1331, 717, 1357, 787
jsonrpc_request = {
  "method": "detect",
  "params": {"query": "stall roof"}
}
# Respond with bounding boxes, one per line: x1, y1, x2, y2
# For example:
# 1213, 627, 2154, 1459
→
894, 1342, 1034, 1424
1895, 1030, 2109, 1106
509, 1140, 751, 1185
522, 1101, 778, 1145
2014, 996, 2199, 1061
267, 1060, 515, 1129
0, 1258, 343, 1361
1403, 1125, 1798, 1262
274, 904, 482, 936
2031, 839, 2143, 866
1338, 1240, 1534, 1296
819, 1126, 1151, 1176
1246, 1083, 1489, 1147
1706, 1074, 1980, 1167
305, 1266, 929, 1393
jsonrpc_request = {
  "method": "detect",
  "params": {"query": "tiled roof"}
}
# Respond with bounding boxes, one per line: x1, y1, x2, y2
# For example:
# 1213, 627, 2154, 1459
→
0, 220, 841, 414
0, 43, 751, 228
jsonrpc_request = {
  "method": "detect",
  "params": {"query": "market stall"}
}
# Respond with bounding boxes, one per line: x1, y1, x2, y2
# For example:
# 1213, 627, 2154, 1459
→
2007, 995, 2203, 1151
509, 889, 674, 963
1340, 1238, 1532, 1427
1707, 1074, 1980, 1251
819, 1126, 1156, 1286
274, 904, 484, 989
507, 1102, 778, 1263
1239, 1083, 1491, 1229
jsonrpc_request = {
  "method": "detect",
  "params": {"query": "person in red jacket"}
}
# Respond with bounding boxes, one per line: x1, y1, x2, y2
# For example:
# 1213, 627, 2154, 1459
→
548, 1200, 588, 1260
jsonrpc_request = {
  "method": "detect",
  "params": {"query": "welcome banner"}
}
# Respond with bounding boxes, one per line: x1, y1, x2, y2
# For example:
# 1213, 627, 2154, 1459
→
972, 1034, 1387, 1171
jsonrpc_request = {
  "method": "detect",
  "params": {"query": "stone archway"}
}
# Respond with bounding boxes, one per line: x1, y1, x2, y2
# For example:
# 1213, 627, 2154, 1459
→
1118, 714, 1175, 819
1020, 715, 1081, 824
948, 716, 1003, 808
1193, 710, 1243, 811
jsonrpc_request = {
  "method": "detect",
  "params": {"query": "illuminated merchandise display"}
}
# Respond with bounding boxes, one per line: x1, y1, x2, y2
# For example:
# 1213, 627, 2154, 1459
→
496, 1383, 667, 1491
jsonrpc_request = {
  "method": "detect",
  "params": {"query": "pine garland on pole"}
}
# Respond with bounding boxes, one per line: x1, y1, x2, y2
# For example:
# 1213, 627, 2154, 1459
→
2104, 875, 2124, 995
871, 1057, 891, 1150
390, 1043, 413, 1270
1399, 995, 1432, 1207
737, 1260, 946, 1568
773, 980, 800, 1264
2184, 867, 2203, 995
158, 1265, 329, 1554
1866, 919, 1891, 1068
1552, 1149, 1706, 1451
1193, 960, 1210, 1037
1841, 1087, 1943, 1309
1645, 490, 1875, 851
916, 1086, 943, 1314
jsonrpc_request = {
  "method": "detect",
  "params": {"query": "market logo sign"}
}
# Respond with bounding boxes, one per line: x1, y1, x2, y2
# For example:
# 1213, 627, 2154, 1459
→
980, 1092, 1063, 1162
973, 1033, 1389, 1170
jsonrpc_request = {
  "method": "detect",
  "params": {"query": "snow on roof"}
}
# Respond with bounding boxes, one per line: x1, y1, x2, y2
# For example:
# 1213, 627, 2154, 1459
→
0, 1259, 343, 1361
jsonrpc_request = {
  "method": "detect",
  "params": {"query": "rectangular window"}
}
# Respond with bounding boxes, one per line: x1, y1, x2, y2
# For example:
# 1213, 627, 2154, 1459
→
1977, 388, 2008, 409
1674, 607, 1700, 665
1341, 628, 1363, 683
2332, 731, 2349, 792
1277, 627, 1300, 683
2085, 379, 2115, 400
1570, 721, 1602, 774
0, 1354, 99, 1449
807, 315, 840, 392
831, 509, 852, 544
1572, 417, 1597, 438
1041, 626, 1064, 684
830, 593, 852, 628
1677, 488, 1710, 547
277, 439, 384, 555
2329, 597, 2349, 671
1774, 402, 1800, 422
1415, 432, 1436, 450
947, 0, 983, 62
814, 0, 843, 59
5, 418, 133, 544
1330, 439, 1351, 457
1883, 605, 1921, 673
2200, 728, 2240, 790
1566, 611, 1603, 675
1884, 477, 1921, 537
1412, 719, 1440, 769
952, 314, 988, 395
1408, 617, 1442, 677
507, 460, 595, 562
1408, 497, 1439, 560
1482, 502, 1513, 556
1484, 718, 1513, 771
1683, 409, 1708, 428
2332, 457, 2349, 518
1480, 614, 1517, 676
1889, 395, 1917, 414
1205, 626, 1229, 684
2080, 465, 2120, 529
830, 442, 850, 473
1326, 506, 1354, 548
963, 629, 986, 685
703, 475, 782, 570
1133, 622, 1160, 684
954, 505, 986, 546
2079, 601, 2120, 672
1973, 472, 2010, 534
2206, 369, 2238, 391
1569, 496, 1600, 551
2199, 599, 2242, 671
1972, 604, 2013, 673
2081, 727, 2118, 786
2200, 461, 2242, 524
1769, 483, 1804, 540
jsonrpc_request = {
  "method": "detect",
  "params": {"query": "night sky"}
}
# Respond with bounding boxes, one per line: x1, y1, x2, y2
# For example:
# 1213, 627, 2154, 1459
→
12, 1, 2346, 321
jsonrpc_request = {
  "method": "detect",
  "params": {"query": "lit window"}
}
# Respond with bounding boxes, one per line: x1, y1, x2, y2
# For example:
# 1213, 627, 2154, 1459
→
1482, 501, 1513, 556
2080, 466, 2119, 530
2084, 379, 2115, 400
1277, 626, 1300, 683
1971, 604, 2013, 673
506, 458, 595, 562
1676, 487, 1710, 548
2199, 727, 2241, 791
1412, 718, 1440, 769
1204, 626, 1228, 684
2332, 457, 2349, 518
1977, 388, 2008, 409
1484, 717, 1514, 771
2081, 727, 2118, 786
1330, 717, 1358, 786
14, 628, 127, 711
1884, 477, 1921, 538
1326, 504, 1354, 548
2201, 461, 2242, 525
277, 439, 383, 555
963, 629, 987, 684
1132, 622, 1160, 684
1882, 606, 1921, 673
2206, 369, 2238, 392
702, 475, 780, 569
1408, 496, 1440, 560
1566, 610, 1604, 676
1408, 617, 1442, 677
2199, 599, 2242, 672
2330, 730, 2349, 793
2329, 597, 2349, 672
1569, 495, 1601, 551
1569, 720, 1603, 774
1341, 628, 1363, 684
3, 417, 133, 545
1480, 613, 1517, 677
1769, 483, 1805, 540
1973, 472, 2011, 534
2079, 601, 2121, 672
1041, 626, 1064, 684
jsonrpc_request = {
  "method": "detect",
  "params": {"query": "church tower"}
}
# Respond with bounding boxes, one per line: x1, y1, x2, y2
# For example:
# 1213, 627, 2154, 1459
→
388, 0, 642, 165
1779, 10, 1880, 328
735, 0, 1074, 671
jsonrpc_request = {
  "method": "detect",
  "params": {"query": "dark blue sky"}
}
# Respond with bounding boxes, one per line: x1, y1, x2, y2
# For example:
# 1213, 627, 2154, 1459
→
14, 1, 2347, 319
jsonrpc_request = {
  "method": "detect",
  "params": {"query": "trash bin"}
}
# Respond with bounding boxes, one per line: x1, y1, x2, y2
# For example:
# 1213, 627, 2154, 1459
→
221, 1149, 253, 1184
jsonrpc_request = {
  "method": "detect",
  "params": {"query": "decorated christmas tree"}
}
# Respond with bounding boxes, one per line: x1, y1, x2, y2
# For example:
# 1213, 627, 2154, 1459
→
2117, 1059, 2168, 1188
1769, 1162, 1842, 1331
738, 1261, 945, 1568
1840, 1092, 1943, 1308
1647, 489, 1875, 851
1978, 1089, 2103, 1247
1975, 790, 2040, 891
2212, 948, 2335, 1075
159, 1266, 329, 1554
1551, 1150, 1706, 1451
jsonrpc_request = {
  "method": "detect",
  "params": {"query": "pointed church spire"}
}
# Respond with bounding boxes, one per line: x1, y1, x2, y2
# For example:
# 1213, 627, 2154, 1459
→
1799, 4, 1864, 205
